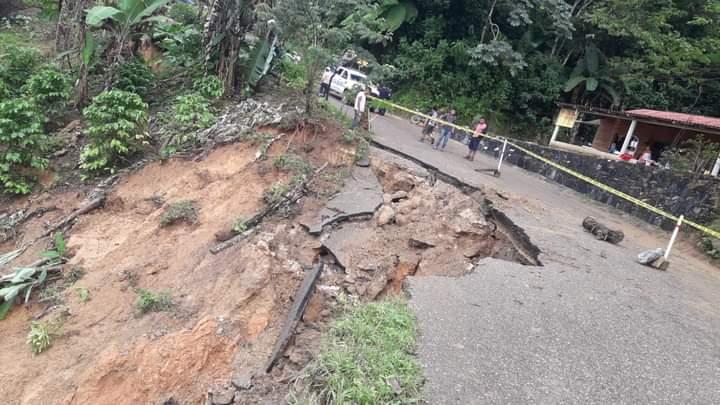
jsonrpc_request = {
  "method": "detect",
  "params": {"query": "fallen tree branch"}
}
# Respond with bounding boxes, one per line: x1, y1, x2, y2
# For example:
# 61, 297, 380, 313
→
210, 162, 328, 255
266, 262, 324, 372
42, 196, 105, 237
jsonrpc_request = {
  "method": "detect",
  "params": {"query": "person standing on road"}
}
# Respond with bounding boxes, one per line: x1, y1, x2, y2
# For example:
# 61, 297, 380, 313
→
433, 109, 456, 150
351, 88, 367, 129
466, 118, 487, 161
319, 68, 332, 96
420, 106, 438, 143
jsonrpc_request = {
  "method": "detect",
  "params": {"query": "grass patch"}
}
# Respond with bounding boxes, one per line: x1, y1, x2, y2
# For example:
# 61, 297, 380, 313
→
135, 288, 173, 315
27, 319, 63, 355
160, 200, 198, 226
232, 217, 247, 234
317, 99, 352, 128
263, 181, 290, 204
274, 153, 313, 175
292, 299, 423, 404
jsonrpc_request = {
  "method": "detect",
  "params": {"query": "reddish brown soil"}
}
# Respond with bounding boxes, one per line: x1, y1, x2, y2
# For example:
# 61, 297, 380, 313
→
0, 123, 352, 405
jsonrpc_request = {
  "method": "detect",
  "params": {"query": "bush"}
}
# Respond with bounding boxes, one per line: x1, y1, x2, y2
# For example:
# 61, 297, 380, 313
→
80, 90, 148, 174
115, 60, 155, 99
168, 2, 198, 25
154, 22, 202, 68
193, 75, 224, 99
23, 68, 72, 116
0, 45, 41, 88
175, 93, 215, 130
160, 200, 198, 226
0, 97, 48, 194
27, 319, 62, 355
135, 288, 173, 315
0, 79, 11, 99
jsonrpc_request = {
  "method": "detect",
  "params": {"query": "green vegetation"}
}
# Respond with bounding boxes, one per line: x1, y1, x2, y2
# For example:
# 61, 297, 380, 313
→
0, 97, 48, 194
160, 200, 198, 226
263, 181, 290, 204
80, 90, 149, 175
23, 68, 72, 117
0, 45, 41, 88
27, 319, 63, 355
174, 93, 215, 130
293, 299, 422, 404
75, 287, 90, 303
273, 153, 313, 175
167, 2, 198, 26
115, 60, 156, 99
0, 233, 67, 319
135, 288, 173, 315
232, 218, 248, 234
193, 75, 224, 99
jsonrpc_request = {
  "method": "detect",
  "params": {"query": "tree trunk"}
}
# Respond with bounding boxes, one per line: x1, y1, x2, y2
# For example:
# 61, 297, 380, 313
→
56, 0, 92, 65
203, 0, 256, 93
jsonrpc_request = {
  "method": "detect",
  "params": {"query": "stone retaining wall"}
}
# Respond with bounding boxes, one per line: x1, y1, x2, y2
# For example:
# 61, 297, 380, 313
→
474, 137, 720, 231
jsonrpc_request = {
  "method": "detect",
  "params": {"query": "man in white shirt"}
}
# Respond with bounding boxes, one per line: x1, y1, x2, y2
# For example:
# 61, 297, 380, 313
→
351, 87, 367, 129
319, 68, 332, 96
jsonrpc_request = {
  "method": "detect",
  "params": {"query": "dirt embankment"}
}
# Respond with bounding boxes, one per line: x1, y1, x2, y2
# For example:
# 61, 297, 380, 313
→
0, 122, 354, 405
0, 118, 538, 404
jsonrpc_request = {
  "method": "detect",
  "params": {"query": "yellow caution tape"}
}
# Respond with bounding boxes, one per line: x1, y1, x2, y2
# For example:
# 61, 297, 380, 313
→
368, 96, 720, 240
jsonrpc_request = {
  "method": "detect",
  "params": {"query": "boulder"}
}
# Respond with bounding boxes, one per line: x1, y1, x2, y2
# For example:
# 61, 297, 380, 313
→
376, 205, 396, 226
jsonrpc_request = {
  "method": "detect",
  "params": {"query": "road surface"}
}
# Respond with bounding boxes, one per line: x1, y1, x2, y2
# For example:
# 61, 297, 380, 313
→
332, 98, 720, 404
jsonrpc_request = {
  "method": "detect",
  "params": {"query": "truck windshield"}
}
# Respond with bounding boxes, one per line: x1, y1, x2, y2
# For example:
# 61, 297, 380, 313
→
351, 74, 366, 82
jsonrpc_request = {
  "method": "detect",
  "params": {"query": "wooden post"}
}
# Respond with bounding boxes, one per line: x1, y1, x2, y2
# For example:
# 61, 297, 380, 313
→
620, 120, 637, 154
550, 125, 561, 144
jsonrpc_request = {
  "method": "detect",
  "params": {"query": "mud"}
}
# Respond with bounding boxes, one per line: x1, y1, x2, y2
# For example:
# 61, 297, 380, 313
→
0, 120, 540, 404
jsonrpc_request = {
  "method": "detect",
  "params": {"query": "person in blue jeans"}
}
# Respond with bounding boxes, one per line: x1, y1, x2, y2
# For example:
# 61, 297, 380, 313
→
433, 109, 456, 150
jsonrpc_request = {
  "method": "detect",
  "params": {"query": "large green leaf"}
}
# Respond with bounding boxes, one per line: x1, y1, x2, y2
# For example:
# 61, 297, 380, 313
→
246, 39, 271, 87
0, 283, 25, 301
600, 84, 622, 106
54, 232, 66, 257
86, 6, 123, 27
131, 0, 173, 25
401, 0, 418, 23
584, 45, 600, 75
0, 299, 13, 320
10, 267, 37, 284
381, 4, 408, 32
82, 32, 96, 65
585, 77, 599, 91
563, 75, 587, 92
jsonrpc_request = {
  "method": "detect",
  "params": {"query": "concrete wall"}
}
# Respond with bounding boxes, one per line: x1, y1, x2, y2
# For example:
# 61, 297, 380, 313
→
479, 138, 720, 230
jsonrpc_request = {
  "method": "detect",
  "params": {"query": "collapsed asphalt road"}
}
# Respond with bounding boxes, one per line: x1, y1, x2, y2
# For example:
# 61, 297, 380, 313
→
330, 98, 720, 404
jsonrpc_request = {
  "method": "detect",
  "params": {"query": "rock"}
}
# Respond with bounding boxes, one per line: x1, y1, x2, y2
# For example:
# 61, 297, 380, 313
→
463, 239, 493, 258
215, 230, 235, 242
396, 197, 421, 215
390, 190, 408, 202
231, 370, 254, 390
365, 272, 388, 299
355, 156, 370, 167
356, 257, 381, 272
650, 256, 670, 271
409, 237, 435, 249
637, 248, 664, 265
386, 172, 417, 193
376, 205, 396, 226
395, 213, 410, 227
210, 387, 236, 405
52, 148, 68, 158
383, 193, 392, 204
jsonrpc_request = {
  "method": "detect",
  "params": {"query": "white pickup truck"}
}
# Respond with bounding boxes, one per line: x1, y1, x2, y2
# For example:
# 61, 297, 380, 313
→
322, 67, 378, 100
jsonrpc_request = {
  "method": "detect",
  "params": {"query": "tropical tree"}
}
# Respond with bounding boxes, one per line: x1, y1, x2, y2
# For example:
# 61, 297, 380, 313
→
563, 44, 621, 107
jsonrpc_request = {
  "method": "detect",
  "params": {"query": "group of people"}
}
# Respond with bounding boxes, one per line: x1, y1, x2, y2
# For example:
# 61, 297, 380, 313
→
419, 107, 488, 161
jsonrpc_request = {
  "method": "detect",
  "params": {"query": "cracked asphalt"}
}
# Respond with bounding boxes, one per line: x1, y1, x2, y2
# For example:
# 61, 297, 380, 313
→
334, 99, 720, 404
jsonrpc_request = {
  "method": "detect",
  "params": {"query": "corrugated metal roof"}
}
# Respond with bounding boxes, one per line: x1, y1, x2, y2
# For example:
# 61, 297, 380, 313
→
627, 109, 720, 130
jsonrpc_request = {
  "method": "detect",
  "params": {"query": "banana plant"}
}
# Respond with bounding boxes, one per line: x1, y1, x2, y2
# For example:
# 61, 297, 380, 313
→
83, 0, 172, 78
0, 232, 66, 320
563, 44, 621, 107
